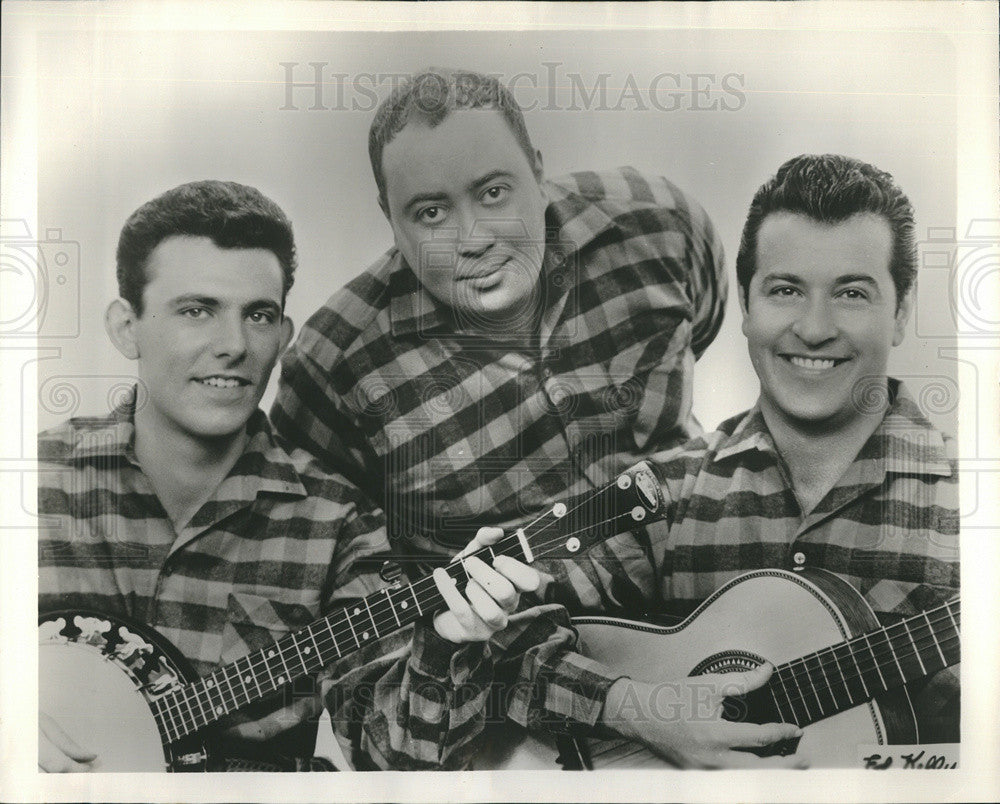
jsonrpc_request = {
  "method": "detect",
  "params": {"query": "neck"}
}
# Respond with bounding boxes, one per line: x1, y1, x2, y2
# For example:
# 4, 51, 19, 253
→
760, 392, 888, 513
133, 406, 250, 528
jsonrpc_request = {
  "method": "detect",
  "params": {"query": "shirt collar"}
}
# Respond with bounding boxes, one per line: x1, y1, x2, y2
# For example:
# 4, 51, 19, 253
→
67, 387, 308, 498
386, 175, 617, 338
711, 379, 953, 478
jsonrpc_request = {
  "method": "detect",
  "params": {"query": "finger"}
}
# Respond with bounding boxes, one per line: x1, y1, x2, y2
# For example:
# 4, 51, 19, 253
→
465, 579, 509, 631
39, 732, 96, 773
39, 713, 97, 764
452, 526, 505, 561
433, 567, 472, 624
463, 557, 518, 611
716, 661, 774, 697
715, 720, 803, 749
492, 555, 541, 593
720, 749, 810, 770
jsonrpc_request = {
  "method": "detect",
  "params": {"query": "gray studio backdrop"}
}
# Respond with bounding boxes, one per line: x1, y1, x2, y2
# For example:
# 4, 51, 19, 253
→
32, 27, 959, 436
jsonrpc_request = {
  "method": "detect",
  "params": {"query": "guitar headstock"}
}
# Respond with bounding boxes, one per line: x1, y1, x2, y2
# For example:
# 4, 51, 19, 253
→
516, 461, 668, 563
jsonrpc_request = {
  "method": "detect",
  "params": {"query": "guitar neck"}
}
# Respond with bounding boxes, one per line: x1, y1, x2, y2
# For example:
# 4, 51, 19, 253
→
762, 598, 960, 728
151, 461, 667, 744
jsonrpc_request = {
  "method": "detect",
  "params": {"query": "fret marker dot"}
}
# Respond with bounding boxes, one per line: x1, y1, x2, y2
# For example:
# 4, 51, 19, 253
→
206, 679, 214, 688
215, 706, 223, 715
363, 631, 370, 640
354, 608, 360, 615
304, 646, 312, 654
268, 650, 275, 657
244, 675, 252, 684
277, 676, 285, 684
400, 601, 408, 609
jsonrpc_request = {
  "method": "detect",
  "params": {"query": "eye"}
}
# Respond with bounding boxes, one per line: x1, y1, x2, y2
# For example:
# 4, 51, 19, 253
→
417, 205, 446, 225
839, 287, 870, 301
247, 309, 277, 324
181, 307, 209, 319
481, 185, 510, 206
768, 285, 800, 298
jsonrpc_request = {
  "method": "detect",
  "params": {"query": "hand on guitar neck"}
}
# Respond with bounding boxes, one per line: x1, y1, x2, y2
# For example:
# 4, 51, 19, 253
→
38, 527, 540, 773
602, 663, 809, 769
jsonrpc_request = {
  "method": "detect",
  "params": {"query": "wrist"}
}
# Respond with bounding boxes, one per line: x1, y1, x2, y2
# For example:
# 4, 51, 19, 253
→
601, 677, 647, 743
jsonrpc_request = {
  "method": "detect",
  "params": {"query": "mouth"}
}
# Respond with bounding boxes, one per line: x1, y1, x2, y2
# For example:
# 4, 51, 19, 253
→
196, 375, 251, 389
781, 355, 849, 371
457, 256, 510, 282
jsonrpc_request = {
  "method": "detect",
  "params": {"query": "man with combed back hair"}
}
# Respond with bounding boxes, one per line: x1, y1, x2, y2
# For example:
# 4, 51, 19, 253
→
37, 180, 572, 772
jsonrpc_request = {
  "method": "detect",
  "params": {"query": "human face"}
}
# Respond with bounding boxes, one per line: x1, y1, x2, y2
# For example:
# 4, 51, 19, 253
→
123, 236, 292, 445
741, 212, 912, 433
381, 108, 547, 329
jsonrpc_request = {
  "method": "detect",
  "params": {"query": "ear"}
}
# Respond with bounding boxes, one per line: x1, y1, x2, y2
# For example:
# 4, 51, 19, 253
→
892, 283, 915, 347
532, 148, 545, 184
279, 315, 295, 353
738, 283, 750, 336
105, 298, 140, 360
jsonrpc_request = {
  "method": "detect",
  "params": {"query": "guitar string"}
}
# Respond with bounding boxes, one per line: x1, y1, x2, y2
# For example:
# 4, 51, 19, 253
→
770, 631, 961, 727
767, 607, 960, 724
153, 477, 650, 738
159, 509, 640, 739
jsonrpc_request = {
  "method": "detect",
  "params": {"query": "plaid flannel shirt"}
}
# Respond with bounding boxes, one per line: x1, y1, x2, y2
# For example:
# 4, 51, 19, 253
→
37, 397, 578, 769
537, 380, 960, 743
271, 167, 726, 566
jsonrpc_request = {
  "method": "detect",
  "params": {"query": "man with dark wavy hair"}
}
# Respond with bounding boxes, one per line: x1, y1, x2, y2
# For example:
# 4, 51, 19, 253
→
550, 154, 958, 765
37, 180, 563, 771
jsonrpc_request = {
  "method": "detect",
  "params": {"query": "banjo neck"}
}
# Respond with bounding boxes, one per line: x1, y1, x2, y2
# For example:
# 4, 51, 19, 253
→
150, 461, 667, 745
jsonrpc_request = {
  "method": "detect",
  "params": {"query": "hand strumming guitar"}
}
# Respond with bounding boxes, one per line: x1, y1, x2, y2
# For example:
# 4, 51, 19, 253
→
601, 663, 809, 769
432, 527, 541, 643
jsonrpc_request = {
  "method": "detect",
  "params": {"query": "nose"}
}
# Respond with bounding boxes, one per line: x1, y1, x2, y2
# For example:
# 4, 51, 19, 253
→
454, 206, 495, 259
791, 296, 838, 346
212, 313, 248, 360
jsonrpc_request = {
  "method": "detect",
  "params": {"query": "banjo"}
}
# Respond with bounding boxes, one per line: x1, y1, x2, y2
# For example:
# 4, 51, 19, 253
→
39, 460, 667, 771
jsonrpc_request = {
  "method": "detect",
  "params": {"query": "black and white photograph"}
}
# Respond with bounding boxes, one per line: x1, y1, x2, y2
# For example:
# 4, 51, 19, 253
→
1, 2, 997, 802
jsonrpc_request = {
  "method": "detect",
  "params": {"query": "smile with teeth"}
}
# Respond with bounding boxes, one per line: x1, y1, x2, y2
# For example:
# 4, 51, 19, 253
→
198, 376, 247, 389
785, 356, 845, 370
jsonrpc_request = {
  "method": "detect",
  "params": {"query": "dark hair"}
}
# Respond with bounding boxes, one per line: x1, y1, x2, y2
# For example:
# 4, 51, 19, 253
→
116, 180, 296, 315
735, 154, 916, 309
368, 67, 538, 210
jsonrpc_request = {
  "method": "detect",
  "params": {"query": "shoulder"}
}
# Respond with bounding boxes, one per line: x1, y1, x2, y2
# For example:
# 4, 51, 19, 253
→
37, 415, 118, 464
294, 248, 399, 359
548, 167, 713, 228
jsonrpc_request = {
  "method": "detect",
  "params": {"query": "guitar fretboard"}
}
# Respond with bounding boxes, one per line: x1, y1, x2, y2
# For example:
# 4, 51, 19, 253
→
148, 463, 664, 745
762, 599, 960, 728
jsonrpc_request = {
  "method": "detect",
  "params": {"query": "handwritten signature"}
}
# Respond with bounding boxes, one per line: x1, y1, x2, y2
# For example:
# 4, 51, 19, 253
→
862, 750, 958, 769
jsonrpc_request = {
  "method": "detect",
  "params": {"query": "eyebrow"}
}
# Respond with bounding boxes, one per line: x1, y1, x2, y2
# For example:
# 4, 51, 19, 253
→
401, 170, 517, 215
169, 295, 282, 313
759, 272, 880, 286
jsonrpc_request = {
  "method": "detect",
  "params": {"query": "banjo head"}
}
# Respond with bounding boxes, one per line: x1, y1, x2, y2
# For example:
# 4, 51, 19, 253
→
39, 610, 205, 772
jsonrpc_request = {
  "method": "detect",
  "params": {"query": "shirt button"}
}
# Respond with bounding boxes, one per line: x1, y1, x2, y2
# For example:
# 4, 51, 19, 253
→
793, 551, 806, 567
542, 367, 553, 380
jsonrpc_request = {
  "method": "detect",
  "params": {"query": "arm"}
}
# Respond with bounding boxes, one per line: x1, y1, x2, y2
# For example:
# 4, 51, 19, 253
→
319, 521, 550, 769
271, 337, 377, 497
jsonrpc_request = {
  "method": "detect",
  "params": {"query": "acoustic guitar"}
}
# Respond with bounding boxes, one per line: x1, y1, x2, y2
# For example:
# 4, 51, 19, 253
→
475, 567, 960, 770
39, 461, 667, 771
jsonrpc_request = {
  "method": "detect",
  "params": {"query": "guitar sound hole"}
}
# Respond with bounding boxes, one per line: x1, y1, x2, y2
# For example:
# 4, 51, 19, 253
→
691, 650, 802, 759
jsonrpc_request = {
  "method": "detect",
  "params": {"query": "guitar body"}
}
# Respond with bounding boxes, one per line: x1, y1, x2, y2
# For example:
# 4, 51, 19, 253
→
39, 610, 213, 772
477, 568, 919, 770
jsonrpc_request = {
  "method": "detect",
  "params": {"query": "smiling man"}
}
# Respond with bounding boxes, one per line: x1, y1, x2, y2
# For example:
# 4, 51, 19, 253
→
36, 180, 562, 772
542, 154, 959, 765
272, 67, 726, 573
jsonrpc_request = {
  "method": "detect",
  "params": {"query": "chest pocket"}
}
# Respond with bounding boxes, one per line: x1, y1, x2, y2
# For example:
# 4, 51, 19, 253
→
220, 592, 318, 665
